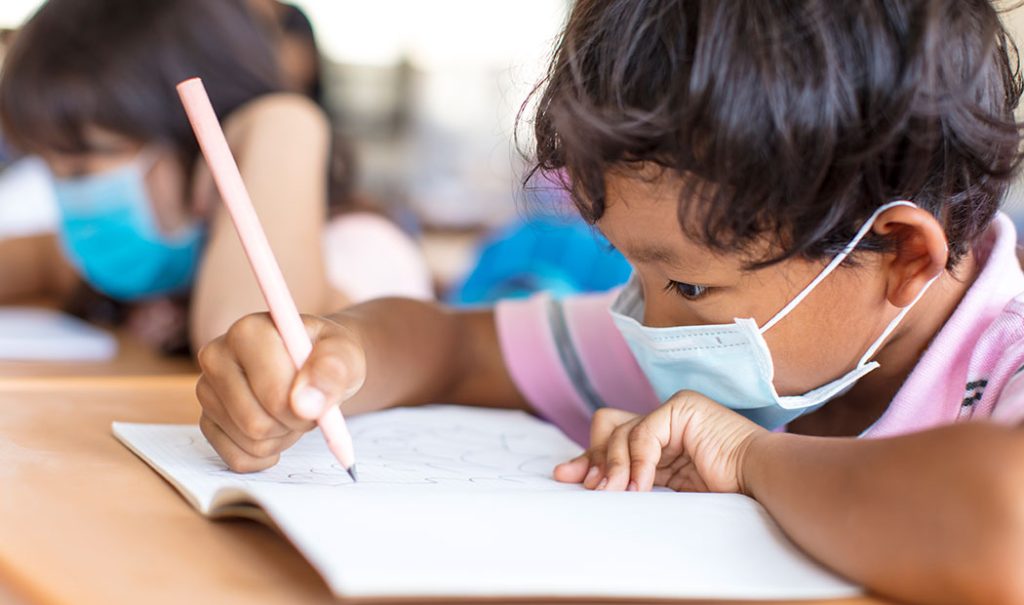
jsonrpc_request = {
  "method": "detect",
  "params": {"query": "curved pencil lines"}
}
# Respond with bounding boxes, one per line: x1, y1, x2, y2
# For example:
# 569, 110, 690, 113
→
191, 412, 576, 489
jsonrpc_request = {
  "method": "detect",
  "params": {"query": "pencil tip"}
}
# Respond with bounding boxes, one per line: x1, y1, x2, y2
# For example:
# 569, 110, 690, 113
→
347, 465, 359, 483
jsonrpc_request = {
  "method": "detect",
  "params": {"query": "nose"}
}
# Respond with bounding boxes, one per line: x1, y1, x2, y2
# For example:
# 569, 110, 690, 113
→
640, 286, 678, 328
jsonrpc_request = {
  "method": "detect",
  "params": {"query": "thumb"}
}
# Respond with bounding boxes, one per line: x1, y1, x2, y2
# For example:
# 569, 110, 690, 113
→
290, 328, 366, 420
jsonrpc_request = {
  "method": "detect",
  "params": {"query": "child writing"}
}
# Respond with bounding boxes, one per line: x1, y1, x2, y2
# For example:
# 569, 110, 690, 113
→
0, 0, 430, 353
195, 1, 1024, 603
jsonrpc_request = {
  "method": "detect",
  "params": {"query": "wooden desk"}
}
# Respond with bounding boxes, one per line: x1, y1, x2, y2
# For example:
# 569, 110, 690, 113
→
0, 379, 889, 605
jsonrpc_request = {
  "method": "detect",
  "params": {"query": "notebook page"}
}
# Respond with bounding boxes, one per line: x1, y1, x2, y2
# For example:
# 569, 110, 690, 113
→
114, 405, 860, 600
259, 487, 860, 600
113, 405, 585, 508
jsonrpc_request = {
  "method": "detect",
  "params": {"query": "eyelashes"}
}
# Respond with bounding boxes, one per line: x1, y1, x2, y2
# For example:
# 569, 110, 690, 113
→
664, 280, 710, 301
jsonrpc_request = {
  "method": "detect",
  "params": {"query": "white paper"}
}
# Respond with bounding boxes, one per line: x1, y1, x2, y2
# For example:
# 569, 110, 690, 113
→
114, 405, 860, 600
0, 307, 117, 361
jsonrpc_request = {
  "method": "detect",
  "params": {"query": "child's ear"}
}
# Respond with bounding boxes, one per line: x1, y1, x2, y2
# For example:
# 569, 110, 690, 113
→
872, 205, 948, 308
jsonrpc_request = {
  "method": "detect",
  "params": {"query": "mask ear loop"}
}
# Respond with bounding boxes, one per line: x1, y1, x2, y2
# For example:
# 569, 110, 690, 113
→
759, 200, 918, 334
856, 270, 941, 366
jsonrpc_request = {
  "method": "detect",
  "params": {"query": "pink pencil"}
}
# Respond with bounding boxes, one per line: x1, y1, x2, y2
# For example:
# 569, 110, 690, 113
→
177, 77, 358, 482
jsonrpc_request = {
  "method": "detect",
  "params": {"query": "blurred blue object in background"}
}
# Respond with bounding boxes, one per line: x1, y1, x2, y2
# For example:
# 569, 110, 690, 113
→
448, 215, 632, 305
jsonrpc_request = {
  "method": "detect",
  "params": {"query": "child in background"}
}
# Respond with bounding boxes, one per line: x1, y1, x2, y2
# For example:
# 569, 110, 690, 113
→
196, 1, 1024, 603
245, 0, 324, 103
0, 0, 431, 353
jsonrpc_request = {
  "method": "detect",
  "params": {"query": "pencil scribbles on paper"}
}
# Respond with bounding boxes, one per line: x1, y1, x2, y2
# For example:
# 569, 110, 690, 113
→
184, 406, 583, 490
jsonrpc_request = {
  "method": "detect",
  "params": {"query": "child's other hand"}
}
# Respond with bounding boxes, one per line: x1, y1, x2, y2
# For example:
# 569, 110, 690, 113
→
195, 313, 367, 472
553, 392, 767, 494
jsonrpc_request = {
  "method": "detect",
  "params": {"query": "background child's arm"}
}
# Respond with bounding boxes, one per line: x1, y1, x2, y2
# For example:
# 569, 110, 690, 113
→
196, 297, 528, 472
189, 94, 335, 349
0, 234, 76, 302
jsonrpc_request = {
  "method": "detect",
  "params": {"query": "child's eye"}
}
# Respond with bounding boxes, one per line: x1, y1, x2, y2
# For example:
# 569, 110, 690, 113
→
664, 280, 710, 301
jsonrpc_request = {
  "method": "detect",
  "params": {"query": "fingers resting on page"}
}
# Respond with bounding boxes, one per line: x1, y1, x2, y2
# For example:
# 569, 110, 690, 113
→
553, 391, 768, 495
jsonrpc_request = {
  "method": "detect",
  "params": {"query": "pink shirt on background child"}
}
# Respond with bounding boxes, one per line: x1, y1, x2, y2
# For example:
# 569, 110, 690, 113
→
496, 214, 1024, 446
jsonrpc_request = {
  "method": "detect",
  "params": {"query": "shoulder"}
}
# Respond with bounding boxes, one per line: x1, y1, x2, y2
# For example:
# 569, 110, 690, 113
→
189, 93, 331, 218
223, 93, 330, 149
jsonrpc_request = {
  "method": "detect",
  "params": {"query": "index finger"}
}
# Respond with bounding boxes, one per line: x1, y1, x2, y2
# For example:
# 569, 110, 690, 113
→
228, 314, 310, 431
585, 408, 638, 488
627, 414, 670, 491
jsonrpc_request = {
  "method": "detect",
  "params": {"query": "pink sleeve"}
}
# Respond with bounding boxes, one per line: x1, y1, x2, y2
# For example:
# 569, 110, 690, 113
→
322, 213, 435, 303
495, 291, 658, 446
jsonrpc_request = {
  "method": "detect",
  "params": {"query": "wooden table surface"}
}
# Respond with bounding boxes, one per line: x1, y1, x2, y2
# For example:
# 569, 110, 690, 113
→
0, 378, 340, 605
0, 303, 890, 605
0, 375, 892, 605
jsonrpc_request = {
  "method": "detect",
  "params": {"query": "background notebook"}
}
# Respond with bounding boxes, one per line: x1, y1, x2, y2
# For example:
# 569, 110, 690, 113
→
0, 307, 117, 361
114, 404, 860, 601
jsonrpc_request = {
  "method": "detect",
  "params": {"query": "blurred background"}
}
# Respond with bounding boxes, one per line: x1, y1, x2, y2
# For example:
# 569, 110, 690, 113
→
0, 0, 636, 304
0, 1, 1020, 303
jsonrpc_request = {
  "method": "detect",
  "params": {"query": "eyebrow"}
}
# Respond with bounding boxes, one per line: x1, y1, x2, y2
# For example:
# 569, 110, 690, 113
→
623, 243, 680, 265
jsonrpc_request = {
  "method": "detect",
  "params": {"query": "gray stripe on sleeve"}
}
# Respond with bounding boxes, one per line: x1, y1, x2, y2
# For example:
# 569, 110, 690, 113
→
545, 297, 606, 413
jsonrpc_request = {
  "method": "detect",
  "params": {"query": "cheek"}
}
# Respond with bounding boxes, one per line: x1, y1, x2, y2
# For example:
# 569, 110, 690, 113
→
638, 267, 798, 328
764, 274, 889, 395
145, 155, 190, 232
641, 286, 705, 327
638, 278, 740, 328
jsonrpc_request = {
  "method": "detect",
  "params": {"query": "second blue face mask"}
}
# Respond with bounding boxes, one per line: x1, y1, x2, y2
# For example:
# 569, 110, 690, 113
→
52, 151, 204, 302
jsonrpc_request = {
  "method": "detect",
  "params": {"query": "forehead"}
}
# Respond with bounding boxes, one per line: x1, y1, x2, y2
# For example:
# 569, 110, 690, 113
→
42, 126, 140, 160
42, 126, 143, 176
596, 168, 711, 267
596, 166, 781, 275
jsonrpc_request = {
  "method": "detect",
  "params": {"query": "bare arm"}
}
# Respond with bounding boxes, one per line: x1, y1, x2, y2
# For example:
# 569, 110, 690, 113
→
196, 297, 529, 472
745, 423, 1024, 605
0, 234, 77, 302
190, 94, 335, 349
337, 298, 529, 415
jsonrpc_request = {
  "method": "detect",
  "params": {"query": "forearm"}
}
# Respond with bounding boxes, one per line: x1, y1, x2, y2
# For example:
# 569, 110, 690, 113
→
744, 423, 1024, 605
336, 298, 529, 414
189, 252, 329, 351
189, 196, 330, 350
0, 234, 74, 302
190, 94, 334, 350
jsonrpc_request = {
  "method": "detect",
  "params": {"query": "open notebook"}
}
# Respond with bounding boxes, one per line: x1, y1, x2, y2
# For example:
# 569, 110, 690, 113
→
114, 405, 859, 601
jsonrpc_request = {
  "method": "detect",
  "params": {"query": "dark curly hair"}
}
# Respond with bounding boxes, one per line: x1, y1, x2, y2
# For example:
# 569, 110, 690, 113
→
0, 0, 281, 160
525, 0, 1023, 268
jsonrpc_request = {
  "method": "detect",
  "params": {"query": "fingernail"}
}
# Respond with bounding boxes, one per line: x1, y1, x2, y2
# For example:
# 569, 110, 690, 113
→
596, 477, 608, 490
293, 385, 326, 418
627, 481, 638, 492
583, 466, 600, 484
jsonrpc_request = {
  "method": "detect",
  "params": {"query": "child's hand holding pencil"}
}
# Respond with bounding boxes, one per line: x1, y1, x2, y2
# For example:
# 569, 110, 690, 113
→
196, 312, 367, 473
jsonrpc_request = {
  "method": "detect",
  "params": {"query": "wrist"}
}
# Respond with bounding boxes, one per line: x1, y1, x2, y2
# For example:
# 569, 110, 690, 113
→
737, 430, 787, 499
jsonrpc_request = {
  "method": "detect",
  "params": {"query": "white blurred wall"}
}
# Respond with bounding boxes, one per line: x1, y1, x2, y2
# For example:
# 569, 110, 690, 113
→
0, 1, 40, 28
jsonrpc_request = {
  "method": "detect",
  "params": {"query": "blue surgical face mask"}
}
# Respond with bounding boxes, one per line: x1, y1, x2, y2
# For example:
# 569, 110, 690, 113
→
52, 150, 204, 302
609, 201, 940, 430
